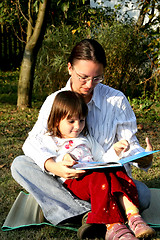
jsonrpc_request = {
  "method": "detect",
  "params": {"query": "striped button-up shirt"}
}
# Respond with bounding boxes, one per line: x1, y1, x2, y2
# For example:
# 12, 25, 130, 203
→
23, 79, 145, 177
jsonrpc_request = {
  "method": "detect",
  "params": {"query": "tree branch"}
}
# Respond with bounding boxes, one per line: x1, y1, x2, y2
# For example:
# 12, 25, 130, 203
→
11, 23, 26, 43
26, 0, 48, 49
17, 0, 33, 29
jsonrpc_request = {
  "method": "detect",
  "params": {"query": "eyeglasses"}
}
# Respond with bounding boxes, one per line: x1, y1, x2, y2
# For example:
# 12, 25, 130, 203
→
74, 68, 104, 84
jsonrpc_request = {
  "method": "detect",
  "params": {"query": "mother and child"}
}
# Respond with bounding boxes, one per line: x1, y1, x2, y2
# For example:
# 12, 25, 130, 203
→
11, 39, 156, 239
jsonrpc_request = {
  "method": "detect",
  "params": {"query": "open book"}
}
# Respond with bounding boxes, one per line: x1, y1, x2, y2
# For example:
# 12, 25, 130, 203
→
73, 150, 159, 170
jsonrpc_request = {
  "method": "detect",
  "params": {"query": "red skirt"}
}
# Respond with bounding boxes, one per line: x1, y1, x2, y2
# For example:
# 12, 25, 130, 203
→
63, 168, 139, 224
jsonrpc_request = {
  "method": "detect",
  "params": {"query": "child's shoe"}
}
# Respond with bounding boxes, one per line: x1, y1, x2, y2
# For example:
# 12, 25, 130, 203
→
128, 214, 156, 238
105, 223, 138, 240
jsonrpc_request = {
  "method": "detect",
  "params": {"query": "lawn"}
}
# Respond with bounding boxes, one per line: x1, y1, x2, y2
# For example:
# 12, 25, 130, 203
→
0, 71, 160, 239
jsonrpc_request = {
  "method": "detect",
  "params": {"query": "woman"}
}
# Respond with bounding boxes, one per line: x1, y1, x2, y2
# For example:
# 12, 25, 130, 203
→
11, 39, 153, 239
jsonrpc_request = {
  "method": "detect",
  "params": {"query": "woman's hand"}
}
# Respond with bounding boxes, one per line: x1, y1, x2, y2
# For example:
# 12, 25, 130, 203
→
136, 137, 153, 168
44, 154, 86, 179
113, 140, 130, 156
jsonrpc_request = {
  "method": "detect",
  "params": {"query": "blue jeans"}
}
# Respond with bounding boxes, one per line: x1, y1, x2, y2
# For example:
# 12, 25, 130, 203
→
11, 155, 91, 225
11, 155, 151, 224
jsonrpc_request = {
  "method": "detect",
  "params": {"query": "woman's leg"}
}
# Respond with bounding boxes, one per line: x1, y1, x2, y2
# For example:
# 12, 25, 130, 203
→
11, 155, 91, 225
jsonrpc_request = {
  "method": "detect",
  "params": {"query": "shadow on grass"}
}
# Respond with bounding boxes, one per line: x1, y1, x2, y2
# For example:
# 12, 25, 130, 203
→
143, 177, 160, 189
0, 71, 18, 105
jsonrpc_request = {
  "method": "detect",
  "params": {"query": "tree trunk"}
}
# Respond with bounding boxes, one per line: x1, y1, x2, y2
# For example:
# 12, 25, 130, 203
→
17, 0, 48, 109
17, 47, 34, 108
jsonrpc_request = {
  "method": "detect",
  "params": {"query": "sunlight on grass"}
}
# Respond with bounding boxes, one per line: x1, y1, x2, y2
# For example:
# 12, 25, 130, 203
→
0, 71, 159, 240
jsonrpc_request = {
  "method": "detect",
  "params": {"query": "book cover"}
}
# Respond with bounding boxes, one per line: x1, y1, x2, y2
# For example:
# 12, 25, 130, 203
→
74, 150, 159, 170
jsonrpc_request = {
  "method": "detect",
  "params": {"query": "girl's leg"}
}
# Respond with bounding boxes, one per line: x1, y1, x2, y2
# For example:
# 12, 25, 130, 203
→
66, 169, 155, 240
65, 169, 140, 240
64, 169, 139, 225
118, 194, 156, 239
105, 194, 155, 240
133, 179, 151, 211
119, 194, 139, 217
65, 171, 123, 224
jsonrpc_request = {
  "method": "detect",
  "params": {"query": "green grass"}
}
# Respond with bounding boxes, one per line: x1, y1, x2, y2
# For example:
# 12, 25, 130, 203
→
0, 71, 160, 239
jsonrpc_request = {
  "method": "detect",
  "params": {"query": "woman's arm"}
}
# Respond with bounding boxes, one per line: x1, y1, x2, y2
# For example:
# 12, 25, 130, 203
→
116, 96, 153, 169
22, 92, 59, 171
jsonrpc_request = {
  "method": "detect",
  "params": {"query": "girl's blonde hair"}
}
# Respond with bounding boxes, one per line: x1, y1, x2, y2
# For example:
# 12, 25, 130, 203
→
48, 91, 89, 138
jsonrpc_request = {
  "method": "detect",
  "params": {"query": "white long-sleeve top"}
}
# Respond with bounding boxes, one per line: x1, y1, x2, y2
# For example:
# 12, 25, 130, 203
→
43, 134, 95, 164
42, 133, 120, 181
43, 133, 114, 164
23, 79, 145, 177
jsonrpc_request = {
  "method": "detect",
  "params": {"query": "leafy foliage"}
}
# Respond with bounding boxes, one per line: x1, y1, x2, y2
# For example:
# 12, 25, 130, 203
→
1, 0, 159, 105
0, 0, 27, 41
95, 23, 151, 97
34, 25, 76, 96
34, 21, 158, 99
49, 0, 114, 27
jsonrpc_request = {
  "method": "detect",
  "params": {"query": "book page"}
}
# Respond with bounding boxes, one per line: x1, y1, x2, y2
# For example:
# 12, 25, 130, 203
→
73, 150, 159, 170
73, 161, 122, 170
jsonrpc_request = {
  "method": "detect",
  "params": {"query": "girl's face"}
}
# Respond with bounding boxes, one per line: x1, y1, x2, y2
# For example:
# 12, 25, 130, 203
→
68, 60, 104, 103
58, 115, 85, 139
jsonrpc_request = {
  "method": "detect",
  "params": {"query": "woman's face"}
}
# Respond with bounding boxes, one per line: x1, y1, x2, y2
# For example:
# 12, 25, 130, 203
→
68, 60, 104, 102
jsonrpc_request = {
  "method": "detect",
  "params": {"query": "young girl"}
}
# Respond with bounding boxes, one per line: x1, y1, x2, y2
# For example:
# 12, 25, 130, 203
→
44, 90, 155, 240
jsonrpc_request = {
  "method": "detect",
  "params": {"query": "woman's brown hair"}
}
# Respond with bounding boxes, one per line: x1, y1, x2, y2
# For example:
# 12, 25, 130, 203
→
68, 39, 106, 68
48, 91, 89, 138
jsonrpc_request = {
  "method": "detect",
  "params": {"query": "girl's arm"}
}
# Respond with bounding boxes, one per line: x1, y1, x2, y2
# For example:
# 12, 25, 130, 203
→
44, 154, 85, 179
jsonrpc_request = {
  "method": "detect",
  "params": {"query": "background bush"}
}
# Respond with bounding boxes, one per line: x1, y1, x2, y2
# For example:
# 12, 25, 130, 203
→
34, 22, 158, 100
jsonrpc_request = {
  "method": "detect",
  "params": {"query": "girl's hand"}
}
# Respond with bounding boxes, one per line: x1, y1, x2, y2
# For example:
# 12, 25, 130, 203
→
62, 153, 78, 167
113, 140, 130, 156
44, 154, 86, 179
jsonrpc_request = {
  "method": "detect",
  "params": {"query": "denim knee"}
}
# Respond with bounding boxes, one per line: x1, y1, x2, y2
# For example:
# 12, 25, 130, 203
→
11, 155, 27, 180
